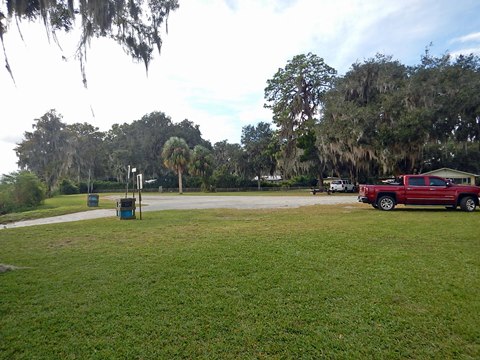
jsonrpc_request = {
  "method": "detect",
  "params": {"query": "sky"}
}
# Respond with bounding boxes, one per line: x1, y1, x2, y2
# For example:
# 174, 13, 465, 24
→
1, 0, 480, 175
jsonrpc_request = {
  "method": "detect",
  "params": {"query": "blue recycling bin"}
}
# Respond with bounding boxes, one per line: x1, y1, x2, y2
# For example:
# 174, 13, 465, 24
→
117, 198, 136, 220
87, 194, 99, 207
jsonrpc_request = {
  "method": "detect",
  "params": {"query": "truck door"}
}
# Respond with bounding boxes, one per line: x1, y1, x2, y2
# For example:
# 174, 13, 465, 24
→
427, 176, 456, 205
405, 176, 431, 204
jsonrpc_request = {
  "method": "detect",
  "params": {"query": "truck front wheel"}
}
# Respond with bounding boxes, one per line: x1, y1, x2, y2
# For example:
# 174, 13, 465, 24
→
378, 196, 395, 211
460, 196, 477, 212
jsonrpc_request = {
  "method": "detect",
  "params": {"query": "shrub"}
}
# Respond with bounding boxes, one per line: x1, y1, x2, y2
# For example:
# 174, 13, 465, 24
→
0, 187, 14, 214
282, 175, 316, 187
59, 179, 80, 194
77, 180, 125, 193
212, 171, 240, 188
91, 180, 124, 191
0, 171, 46, 214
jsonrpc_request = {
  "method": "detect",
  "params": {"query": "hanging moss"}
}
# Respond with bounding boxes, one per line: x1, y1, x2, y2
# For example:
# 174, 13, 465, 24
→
0, 0, 179, 85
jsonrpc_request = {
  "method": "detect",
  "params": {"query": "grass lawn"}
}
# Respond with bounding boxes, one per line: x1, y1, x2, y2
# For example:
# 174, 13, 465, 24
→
1, 204, 479, 359
0, 194, 117, 224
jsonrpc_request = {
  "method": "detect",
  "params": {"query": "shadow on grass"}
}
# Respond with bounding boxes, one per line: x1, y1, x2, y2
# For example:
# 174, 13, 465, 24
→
368, 207, 477, 213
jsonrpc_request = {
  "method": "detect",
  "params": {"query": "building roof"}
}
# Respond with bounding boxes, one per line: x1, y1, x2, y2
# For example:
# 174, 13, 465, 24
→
422, 167, 479, 177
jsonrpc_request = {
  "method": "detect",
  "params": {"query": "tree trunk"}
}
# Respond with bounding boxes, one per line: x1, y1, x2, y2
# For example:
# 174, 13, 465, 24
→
178, 167, 183, 194
257, 173, 261, 190
318, 172, 324, 191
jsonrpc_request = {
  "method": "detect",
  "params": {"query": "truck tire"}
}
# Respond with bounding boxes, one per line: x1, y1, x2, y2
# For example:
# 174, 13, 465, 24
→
460, 196, 477, 212
378, 195, 395, 211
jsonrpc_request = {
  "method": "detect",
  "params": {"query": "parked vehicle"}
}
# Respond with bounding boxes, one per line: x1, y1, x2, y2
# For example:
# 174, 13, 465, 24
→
358, 175, 480, 211
330, 179, 356, 193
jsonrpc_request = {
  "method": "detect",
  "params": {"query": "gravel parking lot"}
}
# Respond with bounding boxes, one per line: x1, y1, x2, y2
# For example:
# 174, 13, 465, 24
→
2, 194, 358, 229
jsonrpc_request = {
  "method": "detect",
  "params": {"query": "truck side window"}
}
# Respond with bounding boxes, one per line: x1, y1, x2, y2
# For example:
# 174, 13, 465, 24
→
408, 177, 425, 186
429, 178, 446, 186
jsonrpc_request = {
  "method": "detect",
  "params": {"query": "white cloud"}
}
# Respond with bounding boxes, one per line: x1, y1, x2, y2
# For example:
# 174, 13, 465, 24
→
449, 47, 480, 58
451, 32, 480, 44
448, 31, 480, 58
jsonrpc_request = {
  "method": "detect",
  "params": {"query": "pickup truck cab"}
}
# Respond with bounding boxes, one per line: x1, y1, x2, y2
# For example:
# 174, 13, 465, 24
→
358, 175, 480, 212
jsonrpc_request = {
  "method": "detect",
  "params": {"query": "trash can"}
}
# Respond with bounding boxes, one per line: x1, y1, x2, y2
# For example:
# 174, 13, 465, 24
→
117, 198, 136, 220
87, 194, 99, 207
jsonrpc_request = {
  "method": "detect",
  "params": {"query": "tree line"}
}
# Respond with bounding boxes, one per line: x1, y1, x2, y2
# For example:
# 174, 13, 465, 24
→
12, 110, 279, 194
11, 49, 480, 195
266, 50, 480, 186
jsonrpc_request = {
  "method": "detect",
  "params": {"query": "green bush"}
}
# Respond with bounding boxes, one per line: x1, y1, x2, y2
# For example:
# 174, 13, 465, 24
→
0, 187, 14, 214
77, 180, 124, 193
0, 171, 46, 214
212, 171, 240, 188
282, 175, 316, 187
59, 179, 80, 194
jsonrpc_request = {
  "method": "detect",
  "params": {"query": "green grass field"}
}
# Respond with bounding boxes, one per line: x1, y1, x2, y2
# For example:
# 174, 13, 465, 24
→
0, 194, 117, 224
1, 203, 479, 359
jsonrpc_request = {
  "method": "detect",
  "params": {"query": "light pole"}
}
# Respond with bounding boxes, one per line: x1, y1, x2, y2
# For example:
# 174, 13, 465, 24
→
126, 165, 131, 198
132, 167, 137, 199
137, 173, 143, 220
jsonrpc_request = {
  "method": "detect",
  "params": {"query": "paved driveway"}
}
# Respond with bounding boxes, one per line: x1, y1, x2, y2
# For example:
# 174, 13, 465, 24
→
2, 194, 358, 229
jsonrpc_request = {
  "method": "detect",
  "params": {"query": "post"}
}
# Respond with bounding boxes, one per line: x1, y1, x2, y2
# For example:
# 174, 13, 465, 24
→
137, 174, 143, 220
132, 167, 137, 199
88, 168, 91, 194
126, 165, 131, 198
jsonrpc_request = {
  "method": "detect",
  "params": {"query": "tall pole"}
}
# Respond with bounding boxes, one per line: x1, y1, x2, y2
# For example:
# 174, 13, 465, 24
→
132, 168, 137, 199
137, 174, 143, 220
88, 169, 91, 194
126, 165, 131, 198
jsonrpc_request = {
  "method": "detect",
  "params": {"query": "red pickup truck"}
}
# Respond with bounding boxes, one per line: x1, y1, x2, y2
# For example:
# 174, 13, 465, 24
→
358, 175, 480, 212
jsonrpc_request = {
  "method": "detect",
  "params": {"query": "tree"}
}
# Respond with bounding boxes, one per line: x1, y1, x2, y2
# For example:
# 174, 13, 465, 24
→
241, 122, 276, 189
161, 136, 190, 194
15, 110, 72, 193
264, 52, 336, 179
173, 119, 211, 149
190, 145, 213, 191
67, 122, 106, 183
104, 123, 136, 183
410, 52, 480, 173
319, 51, 480, 181
1, 0, 179, 85
212, 140, 243, 175
210, 140, 245, 188
319, 54, 409, 180
102, 113, 210, 183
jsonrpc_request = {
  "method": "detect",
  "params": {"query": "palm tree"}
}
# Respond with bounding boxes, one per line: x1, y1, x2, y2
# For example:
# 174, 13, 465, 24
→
190, 145, 214, 191
161, 137, 190, 194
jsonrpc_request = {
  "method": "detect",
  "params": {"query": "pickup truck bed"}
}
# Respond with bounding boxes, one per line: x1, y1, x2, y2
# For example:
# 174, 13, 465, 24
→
358, 175, 480, 212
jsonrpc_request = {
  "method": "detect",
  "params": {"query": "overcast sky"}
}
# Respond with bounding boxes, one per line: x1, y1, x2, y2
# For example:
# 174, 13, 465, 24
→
1, 0, 480, 175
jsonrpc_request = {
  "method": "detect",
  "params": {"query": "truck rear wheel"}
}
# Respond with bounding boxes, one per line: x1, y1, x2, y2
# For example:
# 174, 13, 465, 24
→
378, 196, 395, 211
460, 196, 477, 212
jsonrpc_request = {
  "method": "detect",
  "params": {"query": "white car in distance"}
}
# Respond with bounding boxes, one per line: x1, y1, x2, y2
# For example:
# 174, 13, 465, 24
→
329, 179, 356, 193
